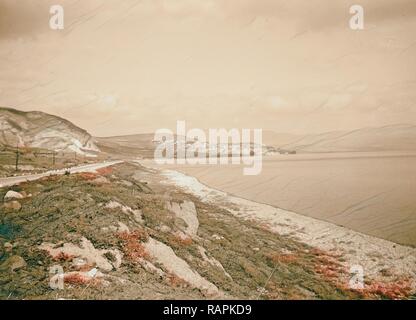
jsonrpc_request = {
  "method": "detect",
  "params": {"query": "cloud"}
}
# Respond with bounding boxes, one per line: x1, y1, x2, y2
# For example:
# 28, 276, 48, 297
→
264, 96, 289, 110
2, 0, 415, 40
219, 0, 416, 30
0, 0, 56, 39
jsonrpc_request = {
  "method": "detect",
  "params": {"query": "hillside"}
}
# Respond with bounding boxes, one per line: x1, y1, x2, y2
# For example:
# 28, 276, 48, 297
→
2, 161, 412, 299
0, 107, 99, 155
282, 124, 416, 153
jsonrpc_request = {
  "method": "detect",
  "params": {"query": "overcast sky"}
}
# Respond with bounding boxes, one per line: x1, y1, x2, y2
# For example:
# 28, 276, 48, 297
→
0, 0, 415, 136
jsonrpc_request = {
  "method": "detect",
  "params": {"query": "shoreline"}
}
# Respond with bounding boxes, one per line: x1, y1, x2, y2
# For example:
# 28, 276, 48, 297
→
141, 152, 416, 247
141, 162, 416, 288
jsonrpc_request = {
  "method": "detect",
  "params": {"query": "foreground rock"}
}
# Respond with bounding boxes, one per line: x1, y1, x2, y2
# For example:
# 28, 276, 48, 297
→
0, 255, 27, 272
144, 237, 220, 297
4, 190, 24, 200
166, 201, 199, 237
38, 237, 122, 272
3, 200, 22, 211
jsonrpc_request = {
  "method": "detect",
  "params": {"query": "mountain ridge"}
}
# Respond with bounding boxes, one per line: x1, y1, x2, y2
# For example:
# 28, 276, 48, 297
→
281, 124, 416, 152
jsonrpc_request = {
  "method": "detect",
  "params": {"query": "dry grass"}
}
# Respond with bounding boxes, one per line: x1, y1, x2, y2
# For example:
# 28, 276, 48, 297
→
170, 235, 193, 246
53, 252, 75, 262
64, 273, 89, 285
78, 172, 98, 180
265, 252, 298, 264
117, 230, 149, 261
96, 167, 113, 175
166, 272, 188, 288
311, 248, 414, 299
356, 277, 413, 300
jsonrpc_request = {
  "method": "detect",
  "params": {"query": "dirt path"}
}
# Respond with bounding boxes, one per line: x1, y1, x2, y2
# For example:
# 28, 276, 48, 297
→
0, 161, 123, 188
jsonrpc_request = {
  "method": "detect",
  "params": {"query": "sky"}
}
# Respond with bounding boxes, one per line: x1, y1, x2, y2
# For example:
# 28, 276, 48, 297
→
0, 0, 415, 136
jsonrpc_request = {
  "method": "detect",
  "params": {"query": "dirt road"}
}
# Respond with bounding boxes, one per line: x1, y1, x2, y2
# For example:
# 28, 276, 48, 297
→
0, 161, 123, 188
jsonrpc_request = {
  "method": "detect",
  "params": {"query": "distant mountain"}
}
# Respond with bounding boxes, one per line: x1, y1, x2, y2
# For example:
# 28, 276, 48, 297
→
282, 124, 416, 153
95, 134, 156, 158
0, 107, 99, 155
262, 130, 302, 147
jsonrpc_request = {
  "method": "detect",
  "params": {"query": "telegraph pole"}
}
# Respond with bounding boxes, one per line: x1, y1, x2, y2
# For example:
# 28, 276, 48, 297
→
15, 143, 20, 171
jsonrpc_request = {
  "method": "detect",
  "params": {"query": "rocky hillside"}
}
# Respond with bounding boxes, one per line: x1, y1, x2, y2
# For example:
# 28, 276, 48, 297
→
0, 107, 99, 155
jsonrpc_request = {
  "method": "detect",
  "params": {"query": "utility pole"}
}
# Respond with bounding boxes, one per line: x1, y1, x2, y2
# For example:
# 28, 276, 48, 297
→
34, 151, 57, 166
15, 144, 20, 171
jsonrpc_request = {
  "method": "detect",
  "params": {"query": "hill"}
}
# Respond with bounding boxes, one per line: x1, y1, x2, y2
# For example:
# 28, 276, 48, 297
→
0, 107, 99, 155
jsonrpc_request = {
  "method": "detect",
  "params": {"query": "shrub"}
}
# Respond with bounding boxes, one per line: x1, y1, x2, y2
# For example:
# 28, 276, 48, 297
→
64, 273, 89, 285
117, 230, 149, 261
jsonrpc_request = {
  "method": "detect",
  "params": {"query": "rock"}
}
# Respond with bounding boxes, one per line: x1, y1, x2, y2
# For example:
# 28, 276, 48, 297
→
4, 190, 24, 200
166, 201, 199, 237
86, 268, 99, 278
117, 222, 130, 233
105, 200, 143, 223
4, 242, 13, 252
132, 209, 143, 223
72, 258, 87, 269
3, 201, 22, 211
144, 237, 220, 297
92, 176, 110, 184
10, 256, 26, 272
212, 234, 224, 240
158, 225, 171, 233
121, 180, 133, 187
0, 255, 27, 272
39, 237, 122, 272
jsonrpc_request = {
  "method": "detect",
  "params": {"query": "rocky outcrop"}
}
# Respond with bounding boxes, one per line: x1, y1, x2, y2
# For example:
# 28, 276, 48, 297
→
0, 107, 99, 155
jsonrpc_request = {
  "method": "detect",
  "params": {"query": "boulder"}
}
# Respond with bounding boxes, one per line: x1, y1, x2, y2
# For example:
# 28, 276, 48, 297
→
4, 242, 13, 252
4, 190, 24, 200
92, 176, 110, 184
3, 201, 22, 211
0, 255, 27, 272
